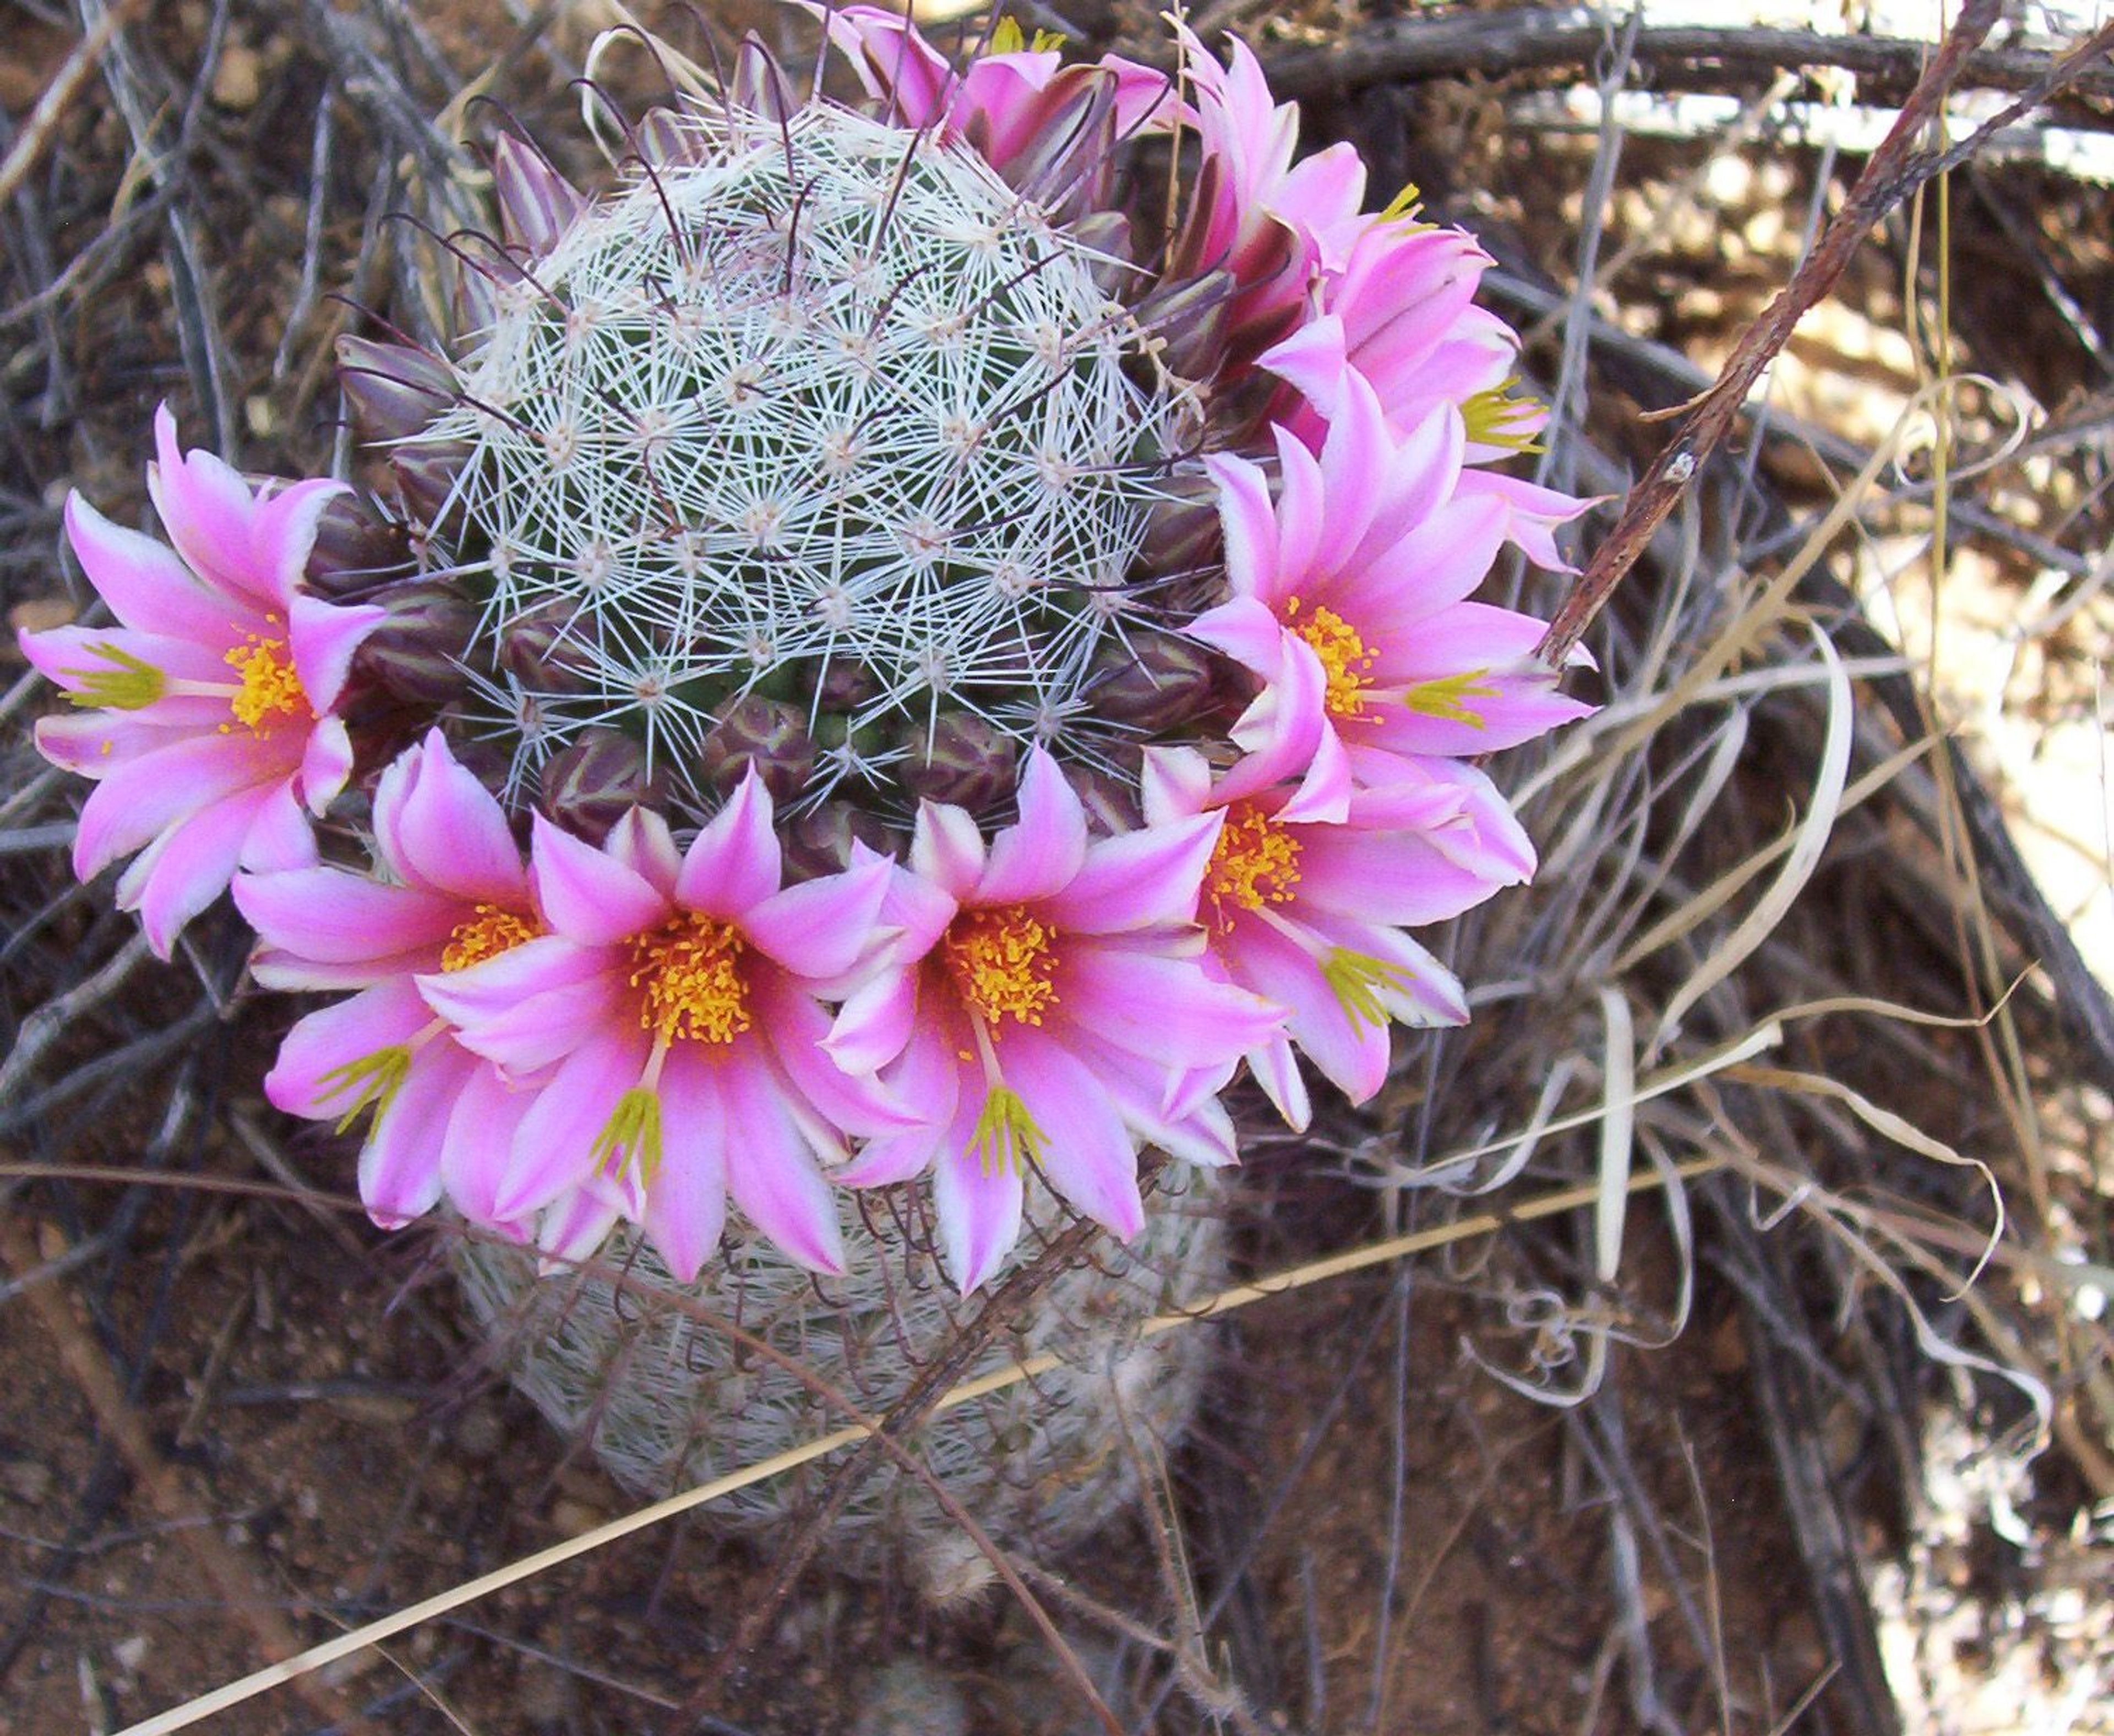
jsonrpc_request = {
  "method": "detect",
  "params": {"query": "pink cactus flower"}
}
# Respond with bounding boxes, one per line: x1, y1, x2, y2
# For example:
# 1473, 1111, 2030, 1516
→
1164, 31, 1367, 363
815, 6, 1181, 176
1187, 375, 1592, 822
1143, 746, 1538, 1129
419, 769, 904, 1282
17, 408, 384, 956
233, 730, 546, 1235
824, 750, 1283, 1292
1259, 212, 1529, 447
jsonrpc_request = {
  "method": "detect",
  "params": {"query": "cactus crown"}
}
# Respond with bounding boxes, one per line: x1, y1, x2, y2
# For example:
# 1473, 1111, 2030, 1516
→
409, 102, 1179, 812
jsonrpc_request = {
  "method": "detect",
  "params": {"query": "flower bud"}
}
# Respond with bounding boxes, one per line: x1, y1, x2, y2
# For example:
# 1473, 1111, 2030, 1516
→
782, 801, 902, 881
1085, 631, 1217, 732
491, 132, 583, 257
538, 729, 664, 844
1063, 759, 1142, 837
898, 712, 1018, 812
390, 438, 476, 528
351, 579, 477, 706
336, 336, 456, 444
498, 600, 600, 695
306, 493, 415, 594
813, 657, 880, 713
698, 695, 815, 803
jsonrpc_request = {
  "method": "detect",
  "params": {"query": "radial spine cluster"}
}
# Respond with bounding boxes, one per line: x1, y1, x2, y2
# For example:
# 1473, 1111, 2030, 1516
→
421, 102, 1174, 807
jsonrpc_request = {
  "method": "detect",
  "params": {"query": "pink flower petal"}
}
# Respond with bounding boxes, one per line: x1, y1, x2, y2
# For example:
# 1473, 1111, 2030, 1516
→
236, 867, 460, 971
238, 781, 319, 872
644, 1052, 729, 1283
974, 748, 1085, 905
359, 1040, 478, 1229
420, 935, 623, 1074
1001, 1029, 1145, 1241
824, 965, 921, 1078
72, 730, 272, 883
932, 1114, 1025, 1292
530, 813, 668, 945
373, 731, 529, 905
674, 768, 783, 916
743, 854, 892, 980
720, 1056, 846, 1275
1059, 942, 1284, 1074
440, 1057, 544, 1225
147, 407, 277, 610
61, 492, 231, 642
1043, 813, 1220, 934
297, 717, 355, 815
1220, 914, 1391, 1103
121, 781, 275, 957
754, 974, 914, 1138
498, 1025, 646, 1219
263, 976, 434, 1120
287, 591, 383, 714
909, 800, 986, 899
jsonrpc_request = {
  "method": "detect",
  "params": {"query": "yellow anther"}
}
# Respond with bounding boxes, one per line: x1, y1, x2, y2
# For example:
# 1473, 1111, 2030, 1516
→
441, 905, 541, 973
224, 636, 308, 730
1284, 598, 1374, 719
942, 904, 1058, 1029
1377, 179, 1426, 229
630, 913, 751, 1045
1203, 806, 1301, 930
1400, 669, 1499, 727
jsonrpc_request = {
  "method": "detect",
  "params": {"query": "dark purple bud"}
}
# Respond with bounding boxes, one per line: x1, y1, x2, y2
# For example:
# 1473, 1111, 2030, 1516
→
351, 579, 477, 706
1063, 758, 1143, 837
306, 492, 414, 593
1134, 269, 1235, 386
498, 600, 600, 695
1086, 631, 1218, 732
781, 802, 902, 882
390, 438, 476, 527
698, 695, 814, 803
539, 729, 666, 845
813, 657, 880, 712
337, 336, 457, 444
899, 712, 1018, 812
491, 132, 584, 257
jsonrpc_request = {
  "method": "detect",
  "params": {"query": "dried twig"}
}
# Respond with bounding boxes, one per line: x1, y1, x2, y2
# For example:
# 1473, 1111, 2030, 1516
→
1266, 6, 2114, 108
1538, 2, 2114, 665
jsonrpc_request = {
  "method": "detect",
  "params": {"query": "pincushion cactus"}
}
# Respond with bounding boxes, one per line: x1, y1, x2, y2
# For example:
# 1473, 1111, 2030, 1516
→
19, 8, 1598, 1568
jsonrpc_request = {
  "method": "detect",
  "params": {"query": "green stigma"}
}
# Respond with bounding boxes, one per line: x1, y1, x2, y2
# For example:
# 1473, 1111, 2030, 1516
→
988, 16, 1065, 53
61, 642, 167, 712
314, 1046, 413, 1135
1321, 948, 1413, 1031
1377, 179, 1429, 231
1462, 378, 1546, 454
591, 1087, 664, 1187
1400, 669, 1499, 727
969, 1084, 1045, 1178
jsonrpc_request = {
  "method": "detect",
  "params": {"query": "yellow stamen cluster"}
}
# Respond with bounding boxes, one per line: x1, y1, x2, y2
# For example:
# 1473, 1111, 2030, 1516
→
224, 636, 308, 730
1284, 598, 1373, 719
441, 905, 541, 973
1204, 807, 1301, 930
630, 913, 751, 1044
943, 903, 1058, 1029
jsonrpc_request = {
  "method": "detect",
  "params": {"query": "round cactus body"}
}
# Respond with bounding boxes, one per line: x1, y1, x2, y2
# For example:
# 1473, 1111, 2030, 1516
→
404, 102, 1181, 822
454, 1169, 1225, 1591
